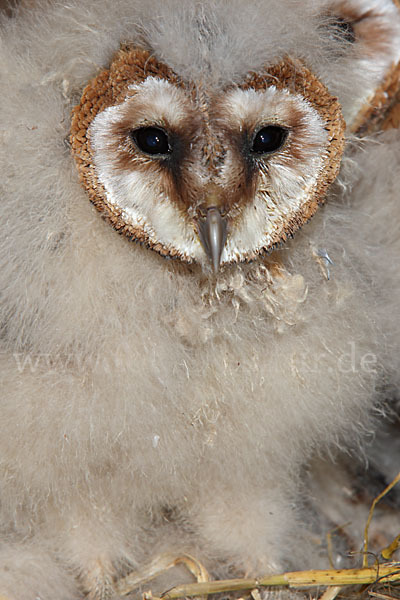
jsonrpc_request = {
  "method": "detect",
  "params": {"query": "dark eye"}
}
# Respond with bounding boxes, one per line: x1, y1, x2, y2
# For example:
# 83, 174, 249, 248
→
251, 126, 287, 154
131, 127, 171, 155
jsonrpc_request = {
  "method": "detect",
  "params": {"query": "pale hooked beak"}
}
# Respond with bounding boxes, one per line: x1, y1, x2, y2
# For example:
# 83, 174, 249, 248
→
197, 207, 228, 272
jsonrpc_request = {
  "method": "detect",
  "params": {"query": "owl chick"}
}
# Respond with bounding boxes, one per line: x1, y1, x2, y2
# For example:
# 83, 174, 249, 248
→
0, 1, 400, 599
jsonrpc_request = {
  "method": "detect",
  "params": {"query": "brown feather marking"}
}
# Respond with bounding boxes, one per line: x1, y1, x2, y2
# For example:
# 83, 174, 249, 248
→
352, 60, 400, 134
328, 0, 400, 134
329, 2, 395, 56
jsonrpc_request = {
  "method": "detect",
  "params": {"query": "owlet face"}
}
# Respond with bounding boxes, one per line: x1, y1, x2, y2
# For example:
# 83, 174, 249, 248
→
71, 48, 345, 271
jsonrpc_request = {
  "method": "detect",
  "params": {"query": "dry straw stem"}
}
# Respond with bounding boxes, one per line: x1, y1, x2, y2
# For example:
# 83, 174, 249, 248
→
326, 523, 351, 569
159, 564, 400, 599
382, 535, 400, 561
318, 586, 343, 600
368, 592, 400, 600
363, 471, 400, 567
116, 554, 210, 597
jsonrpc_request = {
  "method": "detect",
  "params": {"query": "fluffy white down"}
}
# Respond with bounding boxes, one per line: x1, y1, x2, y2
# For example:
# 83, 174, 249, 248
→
0, 1, 399, 599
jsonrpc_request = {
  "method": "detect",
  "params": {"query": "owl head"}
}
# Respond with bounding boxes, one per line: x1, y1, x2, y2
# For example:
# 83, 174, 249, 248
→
70, 0, 400, 272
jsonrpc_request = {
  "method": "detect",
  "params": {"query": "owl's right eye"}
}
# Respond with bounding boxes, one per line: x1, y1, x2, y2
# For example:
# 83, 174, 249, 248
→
251, 126, 288, 155
131, 127, 171, 155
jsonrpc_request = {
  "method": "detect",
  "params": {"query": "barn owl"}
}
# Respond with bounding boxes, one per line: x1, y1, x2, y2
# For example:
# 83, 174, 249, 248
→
0, 1, 400, 599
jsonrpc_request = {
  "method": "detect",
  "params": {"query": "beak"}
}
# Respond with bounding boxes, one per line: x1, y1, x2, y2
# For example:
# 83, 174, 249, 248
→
197, 207, 228, 272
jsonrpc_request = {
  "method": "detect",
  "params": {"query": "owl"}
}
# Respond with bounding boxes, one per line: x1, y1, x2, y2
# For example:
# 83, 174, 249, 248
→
0, 1, 400, 599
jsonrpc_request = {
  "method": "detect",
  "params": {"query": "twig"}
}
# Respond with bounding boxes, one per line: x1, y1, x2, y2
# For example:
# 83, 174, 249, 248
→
161, 563, 400, 599
326, 522, 351, 569
368, 592, 398, 600
381, 533, 400, 561
117, 554, 210, 597
363, 471, 400, 567
319, 586, 342, 600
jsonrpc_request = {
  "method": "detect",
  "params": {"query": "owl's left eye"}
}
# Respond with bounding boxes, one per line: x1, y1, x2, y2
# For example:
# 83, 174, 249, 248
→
131, 127, 171, 155
251, 126, 288, 154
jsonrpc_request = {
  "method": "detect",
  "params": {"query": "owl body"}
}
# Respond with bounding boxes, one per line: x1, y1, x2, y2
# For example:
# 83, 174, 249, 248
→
0, 1, 400, 598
